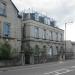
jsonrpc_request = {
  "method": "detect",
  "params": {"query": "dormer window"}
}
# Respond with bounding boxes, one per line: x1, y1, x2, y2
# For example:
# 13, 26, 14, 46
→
44, 17, 50, 25
44, 17, 48, 25
35, 13, 39, 21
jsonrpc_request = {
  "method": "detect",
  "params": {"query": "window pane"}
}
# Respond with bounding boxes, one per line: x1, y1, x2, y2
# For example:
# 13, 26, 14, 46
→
35, 13, 39, 21
3, 22, 10, 37
56, 32, 58, 41
47, 47, 52, 56
47, 19, 50, 25
53, 47, 58, 55
0, 8, 4, 14
44, 17, 48, 25
43, 30, 46, 39
34, 27, 39, 38
61, 33, 62, 41
51, 32, 53, 40
0, 2, 6, 16
49, 31, 51, 40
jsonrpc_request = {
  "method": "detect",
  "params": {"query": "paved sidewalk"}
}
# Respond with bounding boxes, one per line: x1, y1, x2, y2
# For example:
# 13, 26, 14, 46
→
0, 59, 74, 72
0, 61, 60, 71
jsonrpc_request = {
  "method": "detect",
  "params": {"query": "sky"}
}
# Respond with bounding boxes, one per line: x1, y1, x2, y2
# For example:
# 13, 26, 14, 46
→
12, 0, 75, 41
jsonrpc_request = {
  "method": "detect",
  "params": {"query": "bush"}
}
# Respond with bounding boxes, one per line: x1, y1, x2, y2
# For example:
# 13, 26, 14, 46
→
0, 42, 11, 60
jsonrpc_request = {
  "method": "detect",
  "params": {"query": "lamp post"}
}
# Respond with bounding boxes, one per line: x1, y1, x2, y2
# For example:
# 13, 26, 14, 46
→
63, 23, 67, 61
64, 21, 73, 61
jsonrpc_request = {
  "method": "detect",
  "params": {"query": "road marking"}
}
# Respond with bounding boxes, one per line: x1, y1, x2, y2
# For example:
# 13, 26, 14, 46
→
44, 66, 75, 75
44, 69, 71, 75
44, 68, 66, 74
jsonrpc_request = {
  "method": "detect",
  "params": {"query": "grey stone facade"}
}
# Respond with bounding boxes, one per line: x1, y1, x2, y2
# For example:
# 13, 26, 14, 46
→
0, 0, 21, 56
22, 13, 64, 64
0, 0, 65, 65
65, 41, 75, 59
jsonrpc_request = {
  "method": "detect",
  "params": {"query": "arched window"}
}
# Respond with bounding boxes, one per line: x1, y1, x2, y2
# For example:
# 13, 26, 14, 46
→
47, 46, 53, 56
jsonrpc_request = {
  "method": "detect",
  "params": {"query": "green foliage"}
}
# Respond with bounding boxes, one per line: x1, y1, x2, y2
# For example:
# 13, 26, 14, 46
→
0, 42, 11, 60
10, 48, 17, 58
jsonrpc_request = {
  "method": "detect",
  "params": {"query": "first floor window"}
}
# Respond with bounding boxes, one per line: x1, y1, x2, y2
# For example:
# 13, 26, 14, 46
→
43, 29, 46, 39
49, 31, 51, 40
0, 1, 6, 16
60, 33, 62, 41
56, 32, 58, 41
51, 31, 53, 40
34, 27, 39, 38
3, 22, 10, 37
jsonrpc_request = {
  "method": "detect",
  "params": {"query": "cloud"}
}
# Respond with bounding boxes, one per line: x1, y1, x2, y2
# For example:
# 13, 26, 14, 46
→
12, 0, 75, 41
12, 0, 75, 23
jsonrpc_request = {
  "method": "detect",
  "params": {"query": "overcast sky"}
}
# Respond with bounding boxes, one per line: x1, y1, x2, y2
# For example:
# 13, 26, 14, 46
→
12, 0, 75, 41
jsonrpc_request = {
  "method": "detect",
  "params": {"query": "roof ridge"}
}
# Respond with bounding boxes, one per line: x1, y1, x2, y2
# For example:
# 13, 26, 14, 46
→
10, 0, 19, 12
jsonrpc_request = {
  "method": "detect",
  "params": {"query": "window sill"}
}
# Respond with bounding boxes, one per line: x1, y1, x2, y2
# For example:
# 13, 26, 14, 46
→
0, 14, 7, 17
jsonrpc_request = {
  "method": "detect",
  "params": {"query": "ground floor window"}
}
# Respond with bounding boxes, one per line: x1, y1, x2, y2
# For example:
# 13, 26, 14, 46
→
53, 46, 58, 55
47, 47, 53, 56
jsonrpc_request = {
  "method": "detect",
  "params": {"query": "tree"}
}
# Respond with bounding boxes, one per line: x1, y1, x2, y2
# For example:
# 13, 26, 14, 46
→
0, 42, 11, 60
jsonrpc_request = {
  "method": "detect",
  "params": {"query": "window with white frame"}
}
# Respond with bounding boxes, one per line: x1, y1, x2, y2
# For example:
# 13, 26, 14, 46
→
49, 31, 51, 40
56, 32, 58, 41
60, 33, 62, 41
47, 18, 50, 25
0, 1, 6, 16
34, 27, 39, 38
44, 17, 48, 25
51, 31, 53, 40
43, 29, 46, 39
3, 22, 10, 37
35, 13, 39, 21
47, 47, 53, 56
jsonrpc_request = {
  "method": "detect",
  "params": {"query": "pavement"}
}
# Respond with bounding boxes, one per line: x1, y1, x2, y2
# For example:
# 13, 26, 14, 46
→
0, 59, 75, 75
0, 61, 60, 71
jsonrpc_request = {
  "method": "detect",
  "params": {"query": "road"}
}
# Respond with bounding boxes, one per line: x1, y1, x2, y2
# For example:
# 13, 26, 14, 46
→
0, 60, 75, 75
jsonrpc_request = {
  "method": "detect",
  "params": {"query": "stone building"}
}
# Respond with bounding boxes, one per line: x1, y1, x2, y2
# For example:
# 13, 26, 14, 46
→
65, 41, 75, 59
0, 0, 64, 65
22, 12, 64, 64
0, 0, 21, 56
72, 42, 75, 59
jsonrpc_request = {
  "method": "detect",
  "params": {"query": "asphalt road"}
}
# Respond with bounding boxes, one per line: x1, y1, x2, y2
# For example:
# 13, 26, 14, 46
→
0, 60, 75, 75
